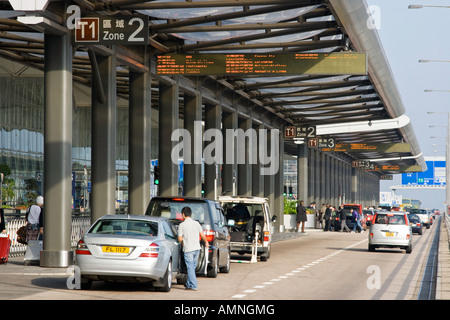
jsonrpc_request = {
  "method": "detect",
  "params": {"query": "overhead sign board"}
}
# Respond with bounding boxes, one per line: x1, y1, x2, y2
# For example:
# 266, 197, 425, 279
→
74, 15, 149, 45
320, 142, 410, 153
284, 125, 316, 139
156, 52, 367, 76
402, 159, 446, 186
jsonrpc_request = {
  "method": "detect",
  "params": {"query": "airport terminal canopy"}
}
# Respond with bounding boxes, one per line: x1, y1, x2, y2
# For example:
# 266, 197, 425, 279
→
0, 0, 425, 174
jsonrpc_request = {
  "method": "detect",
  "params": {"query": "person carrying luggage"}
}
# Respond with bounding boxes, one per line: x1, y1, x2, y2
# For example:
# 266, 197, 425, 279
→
26, 196, 44, 242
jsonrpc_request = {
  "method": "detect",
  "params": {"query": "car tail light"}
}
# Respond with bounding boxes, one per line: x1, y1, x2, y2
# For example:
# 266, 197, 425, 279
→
204, 230, 215, 243
264, 231, 270, 242
140, 242, 159, 258
369, 233, 374, 239
406, 234, 411, 240
76, 239, 91, 255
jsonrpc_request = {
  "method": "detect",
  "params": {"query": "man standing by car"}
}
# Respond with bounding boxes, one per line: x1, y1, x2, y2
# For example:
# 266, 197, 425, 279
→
178, 206, 209, 290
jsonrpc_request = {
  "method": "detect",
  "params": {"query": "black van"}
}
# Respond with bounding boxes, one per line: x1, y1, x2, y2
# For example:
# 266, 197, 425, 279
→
146, 196, 231, 278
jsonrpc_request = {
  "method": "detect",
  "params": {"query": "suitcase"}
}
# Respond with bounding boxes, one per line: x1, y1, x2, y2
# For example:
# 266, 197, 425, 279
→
0, 235, 11, 265
24, 240, 43, 265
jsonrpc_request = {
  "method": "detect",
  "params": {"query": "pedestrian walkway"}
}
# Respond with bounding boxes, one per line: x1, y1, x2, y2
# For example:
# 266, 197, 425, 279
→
437, 215, 450, 299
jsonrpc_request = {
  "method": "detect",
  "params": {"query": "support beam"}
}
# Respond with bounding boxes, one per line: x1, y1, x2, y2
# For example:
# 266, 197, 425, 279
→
91, 49, 117, 221
159, 82, 179, 196
204, 104, 222, 200
184, 92, 202, 197
128, 48, 151, 214
40, 33, 73, 268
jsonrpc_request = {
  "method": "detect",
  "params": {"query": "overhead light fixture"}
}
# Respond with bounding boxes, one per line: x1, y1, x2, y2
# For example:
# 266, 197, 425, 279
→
293, 138, 305, 145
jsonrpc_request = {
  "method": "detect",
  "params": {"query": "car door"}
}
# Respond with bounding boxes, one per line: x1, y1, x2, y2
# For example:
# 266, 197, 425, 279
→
162, 220, 181, 271
213, 203, 229, 266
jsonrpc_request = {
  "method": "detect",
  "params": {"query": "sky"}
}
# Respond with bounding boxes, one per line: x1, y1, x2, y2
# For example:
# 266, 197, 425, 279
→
366, 0, 450, 210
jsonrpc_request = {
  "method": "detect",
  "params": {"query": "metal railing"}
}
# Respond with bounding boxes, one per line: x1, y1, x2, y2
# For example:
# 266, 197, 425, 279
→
5, 217, 92, 258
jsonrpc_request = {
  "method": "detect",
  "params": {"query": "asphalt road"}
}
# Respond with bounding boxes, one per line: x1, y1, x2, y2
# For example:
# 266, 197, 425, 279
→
0, 221, 437, 301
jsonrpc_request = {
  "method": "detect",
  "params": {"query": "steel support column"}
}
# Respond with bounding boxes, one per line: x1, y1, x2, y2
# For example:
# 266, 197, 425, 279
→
252, 124, 264, 197
40, 33, 73, 268
222, 111, 237, 195
91, 50, 117, 221
184, 92, 202, 197
204, 104, 222, 200
238, 117, 253, 196
159, 82, 179, 196
128, 49, 151, 214
297, 143, 308, 203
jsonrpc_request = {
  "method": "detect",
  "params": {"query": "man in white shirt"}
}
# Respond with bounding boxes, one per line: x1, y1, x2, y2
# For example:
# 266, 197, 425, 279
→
178, 206, 209, 290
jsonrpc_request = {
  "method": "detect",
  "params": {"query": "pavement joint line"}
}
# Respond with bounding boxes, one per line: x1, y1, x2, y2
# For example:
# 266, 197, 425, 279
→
231, 237, 368, 299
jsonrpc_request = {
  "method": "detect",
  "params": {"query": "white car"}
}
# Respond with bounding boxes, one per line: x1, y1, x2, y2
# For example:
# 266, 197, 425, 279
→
368, 211, 412, 254
219, 196, 277, 261
410, 209, 431, 229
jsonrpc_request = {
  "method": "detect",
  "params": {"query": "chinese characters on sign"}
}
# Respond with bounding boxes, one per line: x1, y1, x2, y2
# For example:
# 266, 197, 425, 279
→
74, 15, 148, 45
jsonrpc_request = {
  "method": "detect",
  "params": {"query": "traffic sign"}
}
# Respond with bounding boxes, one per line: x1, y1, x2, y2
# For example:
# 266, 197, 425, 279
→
74, 15, 149, 45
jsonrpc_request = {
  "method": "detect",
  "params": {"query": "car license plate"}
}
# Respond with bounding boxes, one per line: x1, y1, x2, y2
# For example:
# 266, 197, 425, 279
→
385, 232, 394, 237
102, 246, 129, 253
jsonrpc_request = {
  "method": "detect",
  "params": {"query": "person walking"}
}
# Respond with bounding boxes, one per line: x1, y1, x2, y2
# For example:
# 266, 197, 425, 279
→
338, 205, 350, 232
178, 206, 209, 290
25, 196, 44, 242
296, 200, 307, 233
323, 204, 332, 231
352, 209, 364, 233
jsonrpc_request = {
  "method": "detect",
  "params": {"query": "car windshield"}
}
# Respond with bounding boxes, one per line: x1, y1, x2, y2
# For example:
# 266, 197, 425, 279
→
408, 214, 420, 221
410, 209, 427, 214
89, 219, 158, 236
374, 214, 406, 225
149, 200, 210, 225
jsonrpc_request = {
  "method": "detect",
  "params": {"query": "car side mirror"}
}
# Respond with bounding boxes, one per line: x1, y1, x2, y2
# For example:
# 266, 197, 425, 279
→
272, 215, 277, 222
227, 219, 235, 227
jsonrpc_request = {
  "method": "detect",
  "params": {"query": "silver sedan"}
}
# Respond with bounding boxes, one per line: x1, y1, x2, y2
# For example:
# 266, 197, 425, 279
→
75, 215, 182, 291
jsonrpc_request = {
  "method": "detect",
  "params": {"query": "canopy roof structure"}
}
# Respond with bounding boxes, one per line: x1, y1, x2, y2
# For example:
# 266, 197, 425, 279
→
0, 0, 426, 174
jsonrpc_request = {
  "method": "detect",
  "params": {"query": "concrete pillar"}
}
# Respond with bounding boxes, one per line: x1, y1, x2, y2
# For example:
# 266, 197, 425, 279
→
238, 117, 253, 196
128, 49, 151, 215
40, 33, 73, 267
204, 104, 221, 200
252, 124, 264, 197
273, 129, 284, 227
91, 49, 117, 221
159, 82, 179, 196
297, 143, 308, 203
184, 92, 202, 197
222, 111, 237, 195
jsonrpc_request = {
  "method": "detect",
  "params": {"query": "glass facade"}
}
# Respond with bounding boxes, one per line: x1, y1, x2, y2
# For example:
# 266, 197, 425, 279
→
0, 77, 130, 207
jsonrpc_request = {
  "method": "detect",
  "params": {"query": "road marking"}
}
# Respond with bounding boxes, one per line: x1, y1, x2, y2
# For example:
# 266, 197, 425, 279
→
231, 238, 368, 299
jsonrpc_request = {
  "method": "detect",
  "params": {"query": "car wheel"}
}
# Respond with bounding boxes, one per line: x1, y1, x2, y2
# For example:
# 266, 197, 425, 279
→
368, 244, 376, 252
405, 244, 412, 254
260, 244, 271, 261
80, 277, 92, 290
418, 228, 423, 235
158, 260, 173, 292
207, 252, 218, 278
219, 249, 231, 274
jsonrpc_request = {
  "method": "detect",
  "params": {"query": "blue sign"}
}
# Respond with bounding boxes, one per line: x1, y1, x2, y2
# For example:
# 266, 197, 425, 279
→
402, 160, 446, 186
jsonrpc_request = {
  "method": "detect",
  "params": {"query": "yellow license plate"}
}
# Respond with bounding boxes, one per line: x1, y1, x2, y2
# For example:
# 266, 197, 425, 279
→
102, 246, 129, 253
385, 232, 394, 237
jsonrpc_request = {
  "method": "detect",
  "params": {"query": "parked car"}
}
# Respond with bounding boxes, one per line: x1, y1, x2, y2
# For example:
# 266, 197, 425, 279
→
75, 215, 182, 291
368, 211, 412, 254
407, 213, 423, 235
219, 196, 277, 261
363, 209, 375, 227
343, 204, 366, 231
146, 196, 231, 278
410, 208, 431, 229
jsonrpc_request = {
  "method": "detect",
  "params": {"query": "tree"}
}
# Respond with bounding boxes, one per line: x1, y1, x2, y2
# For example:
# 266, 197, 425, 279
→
0, 164, 14, 207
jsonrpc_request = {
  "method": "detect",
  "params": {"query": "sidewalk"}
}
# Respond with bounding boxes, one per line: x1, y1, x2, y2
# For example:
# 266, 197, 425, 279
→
437, 215, 450, 299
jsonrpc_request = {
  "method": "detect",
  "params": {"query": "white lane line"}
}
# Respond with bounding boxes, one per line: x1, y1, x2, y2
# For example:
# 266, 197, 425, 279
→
231, 238, 367, 299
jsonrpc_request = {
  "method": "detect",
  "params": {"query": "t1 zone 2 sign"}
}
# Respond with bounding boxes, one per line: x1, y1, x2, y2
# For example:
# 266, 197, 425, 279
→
74, 15, 148, 45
